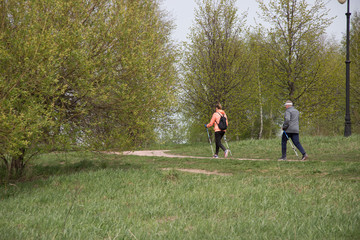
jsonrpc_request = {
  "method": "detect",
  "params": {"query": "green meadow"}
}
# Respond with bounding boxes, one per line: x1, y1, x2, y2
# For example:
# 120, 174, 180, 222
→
1, 135, 360, 239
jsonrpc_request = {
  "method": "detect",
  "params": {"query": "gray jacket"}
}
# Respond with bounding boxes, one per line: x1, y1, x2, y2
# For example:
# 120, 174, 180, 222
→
282, 107, 300, 133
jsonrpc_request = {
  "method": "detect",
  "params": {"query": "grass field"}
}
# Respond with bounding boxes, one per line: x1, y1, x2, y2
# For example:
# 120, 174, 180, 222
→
1, 135, 359, 239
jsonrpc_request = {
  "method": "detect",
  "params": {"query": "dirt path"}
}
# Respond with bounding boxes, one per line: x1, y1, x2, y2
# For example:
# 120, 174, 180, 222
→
120, 150, 268, 161
108, 150, 304, 162
105, 150, 302, 176
105, 150, 236, 176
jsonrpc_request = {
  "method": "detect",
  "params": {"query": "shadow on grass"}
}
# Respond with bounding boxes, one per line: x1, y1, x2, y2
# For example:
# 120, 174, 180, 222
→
0, 152, 143, 184
32, 159, 142, 178
0, 152, 147, 199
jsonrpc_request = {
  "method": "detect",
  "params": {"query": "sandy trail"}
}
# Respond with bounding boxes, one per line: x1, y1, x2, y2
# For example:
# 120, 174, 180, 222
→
105, 150, 303, 176
119, 150, 267, 161
107, 150, 304, 161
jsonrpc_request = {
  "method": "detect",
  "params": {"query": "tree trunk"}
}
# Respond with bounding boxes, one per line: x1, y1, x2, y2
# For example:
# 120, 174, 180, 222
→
9, 148, 26, 177
269, 107, 273, 138
258, 58, 263, 139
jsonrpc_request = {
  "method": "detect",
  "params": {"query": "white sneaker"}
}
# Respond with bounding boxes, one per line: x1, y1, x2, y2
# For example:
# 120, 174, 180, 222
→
213, 154, 219, 158
224, 150, 229, 158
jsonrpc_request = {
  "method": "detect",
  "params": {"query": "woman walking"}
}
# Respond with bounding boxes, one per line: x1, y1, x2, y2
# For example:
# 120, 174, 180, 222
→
205, 103, 229, 158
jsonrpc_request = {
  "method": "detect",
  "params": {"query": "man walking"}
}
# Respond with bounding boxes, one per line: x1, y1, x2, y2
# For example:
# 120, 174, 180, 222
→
280, 100, 308, 161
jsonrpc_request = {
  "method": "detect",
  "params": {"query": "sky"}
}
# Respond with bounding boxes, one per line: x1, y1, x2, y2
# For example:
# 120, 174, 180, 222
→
161, 0, 360, 43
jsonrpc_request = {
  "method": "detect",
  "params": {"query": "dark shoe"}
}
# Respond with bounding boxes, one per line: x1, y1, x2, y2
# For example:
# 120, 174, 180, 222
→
213, 154, 219, 158
224, 149, 229, 158
278, 157, 287, 161
301, 154, 308, 161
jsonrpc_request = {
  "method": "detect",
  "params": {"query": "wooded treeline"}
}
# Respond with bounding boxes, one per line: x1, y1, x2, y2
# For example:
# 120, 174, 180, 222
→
181, 0, 360, 142
0, 0, 359, 177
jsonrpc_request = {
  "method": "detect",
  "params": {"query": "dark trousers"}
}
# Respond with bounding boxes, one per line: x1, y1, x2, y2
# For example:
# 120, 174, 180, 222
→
282, 132, 306, 157
215, 131, 226, 155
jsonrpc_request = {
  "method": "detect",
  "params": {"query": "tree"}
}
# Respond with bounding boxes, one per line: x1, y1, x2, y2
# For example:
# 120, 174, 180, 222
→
256, 0, 334, 103
181, 0, 252, 141
78, 0, 178, 149
255, 0, 352, 135
0, 0, 177, 178
350, 11, 360, 133
247, 29, 282, 139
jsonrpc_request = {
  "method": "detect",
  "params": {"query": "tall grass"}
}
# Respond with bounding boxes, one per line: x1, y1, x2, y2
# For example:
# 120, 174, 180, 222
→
1, 135, 359, 239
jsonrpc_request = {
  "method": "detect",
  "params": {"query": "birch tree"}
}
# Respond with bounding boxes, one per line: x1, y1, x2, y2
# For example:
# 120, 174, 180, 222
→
181, 0, 252, 140
256, 0, 334, 103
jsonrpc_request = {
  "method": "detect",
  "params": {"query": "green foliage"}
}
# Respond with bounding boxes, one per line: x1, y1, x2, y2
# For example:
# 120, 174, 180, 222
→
180, 0, 352, 141
78, 0, 178, 150
181, 0, 253, 141
1, 0, 359, 180
246, 30, 284, 139
257, 0, 335, 99
350, 11, 360, 133
0, 0, 178, 177
249, 0, 347, 136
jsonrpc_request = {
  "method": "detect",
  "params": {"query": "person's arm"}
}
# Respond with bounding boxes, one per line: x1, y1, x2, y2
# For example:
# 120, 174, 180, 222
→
206, 113, 217, 128
282, 110, 290, 130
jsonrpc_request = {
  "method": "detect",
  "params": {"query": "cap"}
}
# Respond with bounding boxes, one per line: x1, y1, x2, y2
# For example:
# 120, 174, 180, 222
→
284, 100, 293, 106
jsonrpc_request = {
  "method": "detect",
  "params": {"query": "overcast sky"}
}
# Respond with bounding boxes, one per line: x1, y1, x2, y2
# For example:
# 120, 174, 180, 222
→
161, 0, 360, 43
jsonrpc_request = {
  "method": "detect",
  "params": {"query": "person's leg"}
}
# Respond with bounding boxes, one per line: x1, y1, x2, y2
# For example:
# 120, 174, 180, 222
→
289, 133, 306, 155
218, 131, 226, 152
215, 131, 226, 155
215, 131, 221, 155
281, 132, 288, 158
